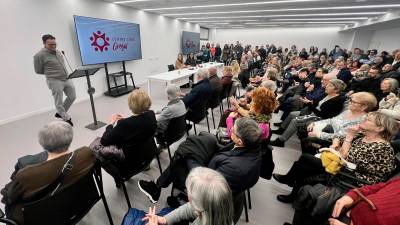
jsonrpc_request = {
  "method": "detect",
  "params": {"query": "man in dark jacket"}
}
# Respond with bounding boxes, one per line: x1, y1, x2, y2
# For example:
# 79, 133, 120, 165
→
182, 69, 213, 123
137, 117, 262, 203
207, 67, 223, 109
336, 59, 352, 84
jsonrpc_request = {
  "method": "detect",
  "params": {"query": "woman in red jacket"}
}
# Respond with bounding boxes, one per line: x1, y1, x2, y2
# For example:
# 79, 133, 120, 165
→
329, 177, 400, 225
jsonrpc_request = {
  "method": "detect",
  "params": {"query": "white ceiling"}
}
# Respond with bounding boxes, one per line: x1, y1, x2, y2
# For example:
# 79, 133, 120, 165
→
101, 0, 400, 29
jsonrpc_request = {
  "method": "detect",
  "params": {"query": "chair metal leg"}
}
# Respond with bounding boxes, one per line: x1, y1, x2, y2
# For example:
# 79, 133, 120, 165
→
206, 115, 210, 133
93, 173, 115, 225
122, 182, 132, 209
167, 145, 172, 161
247, 189, 252, 210
244, 193, 249, 222
211, 109, 215, 129
156, 154, 163, 174
193, 122, 197, 135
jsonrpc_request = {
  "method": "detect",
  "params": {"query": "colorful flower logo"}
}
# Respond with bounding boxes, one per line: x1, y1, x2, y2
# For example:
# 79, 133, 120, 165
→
90, 31, 110, 52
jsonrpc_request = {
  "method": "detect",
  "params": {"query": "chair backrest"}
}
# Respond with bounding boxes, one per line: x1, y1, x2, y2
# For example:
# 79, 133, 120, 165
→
168, 64, 175, 72
186, 103, 208, 123
22, 171, 100, 225
164, 114, 187, 145
220, 81, 234, 100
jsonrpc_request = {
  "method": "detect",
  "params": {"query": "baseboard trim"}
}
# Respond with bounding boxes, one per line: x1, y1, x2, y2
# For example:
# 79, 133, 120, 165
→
0, 93, 103, 126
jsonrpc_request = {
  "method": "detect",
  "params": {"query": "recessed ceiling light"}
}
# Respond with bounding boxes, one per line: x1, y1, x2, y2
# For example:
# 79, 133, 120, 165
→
270, 17, 368, 21
114, 0, 152, 3
179, 12, 385, 20
142, 0, 328, 11
164, 5, 400, 16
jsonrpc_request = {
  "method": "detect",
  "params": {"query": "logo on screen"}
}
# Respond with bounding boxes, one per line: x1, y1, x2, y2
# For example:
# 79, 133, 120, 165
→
185, 39, 196, 48
90, 31, 110, 52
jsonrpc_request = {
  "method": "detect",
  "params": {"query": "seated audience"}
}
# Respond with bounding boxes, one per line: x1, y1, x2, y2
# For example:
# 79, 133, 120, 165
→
335, 59, 352, 84
221, 66, 233, 86
185, 52, 196, 67
1, 121, 96, 224
349, 66, 385, 101
328, 177, 400, 225
100, 89, 157, 179
271, 78, 346, 147
207, 66, 223, 109
175, 53, 187, 69
306, 92, 376, 142
182, 69, 213, 123
378, 90, 400, 121
137, 117, 262, 202
143, 167, 233, 225
273, 111, 398, 203
155, 84, 186, 143
227, 87, 277, 140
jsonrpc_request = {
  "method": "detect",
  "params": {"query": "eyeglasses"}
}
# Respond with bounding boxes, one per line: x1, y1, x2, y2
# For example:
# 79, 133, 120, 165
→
349, 98, 363, 105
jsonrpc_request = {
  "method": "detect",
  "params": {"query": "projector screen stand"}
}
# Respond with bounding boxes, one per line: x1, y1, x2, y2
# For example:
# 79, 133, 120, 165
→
104, 61, 138, 97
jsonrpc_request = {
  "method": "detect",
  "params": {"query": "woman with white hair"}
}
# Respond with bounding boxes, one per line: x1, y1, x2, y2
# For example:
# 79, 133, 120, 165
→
156, 84, 186, 139
143, 167, 233, 225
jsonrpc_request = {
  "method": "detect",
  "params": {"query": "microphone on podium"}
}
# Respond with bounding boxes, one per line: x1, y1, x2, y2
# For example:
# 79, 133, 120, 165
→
61, 50, 74, 73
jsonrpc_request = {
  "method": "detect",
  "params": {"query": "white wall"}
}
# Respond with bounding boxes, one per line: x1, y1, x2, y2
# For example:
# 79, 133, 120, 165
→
214, 27, 354, 50
368, 27, 400, 52
0, 0, 199, 124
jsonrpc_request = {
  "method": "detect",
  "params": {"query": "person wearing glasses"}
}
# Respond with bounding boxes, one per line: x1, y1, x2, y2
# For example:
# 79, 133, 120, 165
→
34, 34, 76, 126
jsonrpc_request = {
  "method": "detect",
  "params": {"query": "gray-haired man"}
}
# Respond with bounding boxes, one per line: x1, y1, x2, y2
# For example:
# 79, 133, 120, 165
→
34, 34, 76, 126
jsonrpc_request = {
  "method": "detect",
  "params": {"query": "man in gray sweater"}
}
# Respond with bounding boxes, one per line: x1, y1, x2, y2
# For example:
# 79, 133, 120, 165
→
34, 34, 76, 126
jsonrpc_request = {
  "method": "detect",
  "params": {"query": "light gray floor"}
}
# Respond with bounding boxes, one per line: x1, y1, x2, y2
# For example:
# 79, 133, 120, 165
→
0, 84, 302, 225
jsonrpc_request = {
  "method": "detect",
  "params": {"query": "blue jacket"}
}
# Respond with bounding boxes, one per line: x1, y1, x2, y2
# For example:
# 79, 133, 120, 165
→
337, 68, 352, 84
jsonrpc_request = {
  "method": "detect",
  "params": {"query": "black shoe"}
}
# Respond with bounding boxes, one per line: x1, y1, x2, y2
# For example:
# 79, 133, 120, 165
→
273, 122, 282, 127
55, 113, 62, 118
277, 194, 295, 203
65, 119, 73, 127
272, 127, 285, 135
272, 173, 292, 186
138, 180, 161, 203
270, 138, 285, 147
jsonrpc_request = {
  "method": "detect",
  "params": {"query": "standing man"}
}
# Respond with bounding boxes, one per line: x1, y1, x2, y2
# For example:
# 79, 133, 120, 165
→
34, 34, 76, 126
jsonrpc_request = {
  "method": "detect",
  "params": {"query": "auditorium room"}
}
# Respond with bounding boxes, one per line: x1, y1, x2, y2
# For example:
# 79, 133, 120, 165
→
1, 0, 400, 225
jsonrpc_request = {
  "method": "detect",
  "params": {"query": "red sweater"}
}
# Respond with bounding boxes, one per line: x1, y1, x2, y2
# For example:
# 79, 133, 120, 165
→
346, 177, 400, 225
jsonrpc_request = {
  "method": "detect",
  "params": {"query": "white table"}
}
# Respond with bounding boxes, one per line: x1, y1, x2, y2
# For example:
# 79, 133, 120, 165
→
147, 62, 224, 97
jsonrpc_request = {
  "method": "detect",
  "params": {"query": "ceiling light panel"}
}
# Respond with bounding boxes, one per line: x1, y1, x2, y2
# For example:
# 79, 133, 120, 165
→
140, 0, 330, 11
179, 12, 385, 20
163, 4, 400, 16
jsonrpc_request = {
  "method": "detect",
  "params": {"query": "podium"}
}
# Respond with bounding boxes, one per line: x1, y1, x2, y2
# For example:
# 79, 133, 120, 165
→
68, 68, 107, 130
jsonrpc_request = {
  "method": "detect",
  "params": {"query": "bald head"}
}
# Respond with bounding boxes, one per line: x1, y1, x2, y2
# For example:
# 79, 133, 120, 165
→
208, 67, 217, 77
321, 73, 337, 88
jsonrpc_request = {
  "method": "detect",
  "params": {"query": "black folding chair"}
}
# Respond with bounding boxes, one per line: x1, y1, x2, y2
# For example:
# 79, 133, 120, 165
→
219, 81, 234, 112
167, 64, 175, 71
104, 138, 160, 209
157, 115, 187, 161
186, 104, 210, 135
0, 164, 114, 225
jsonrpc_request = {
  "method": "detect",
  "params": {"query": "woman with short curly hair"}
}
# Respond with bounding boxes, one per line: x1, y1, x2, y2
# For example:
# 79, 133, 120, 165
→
227, 87, 278, 140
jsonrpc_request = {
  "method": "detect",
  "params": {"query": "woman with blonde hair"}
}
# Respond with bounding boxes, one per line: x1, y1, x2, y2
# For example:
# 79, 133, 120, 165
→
101, 89, 157, 182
